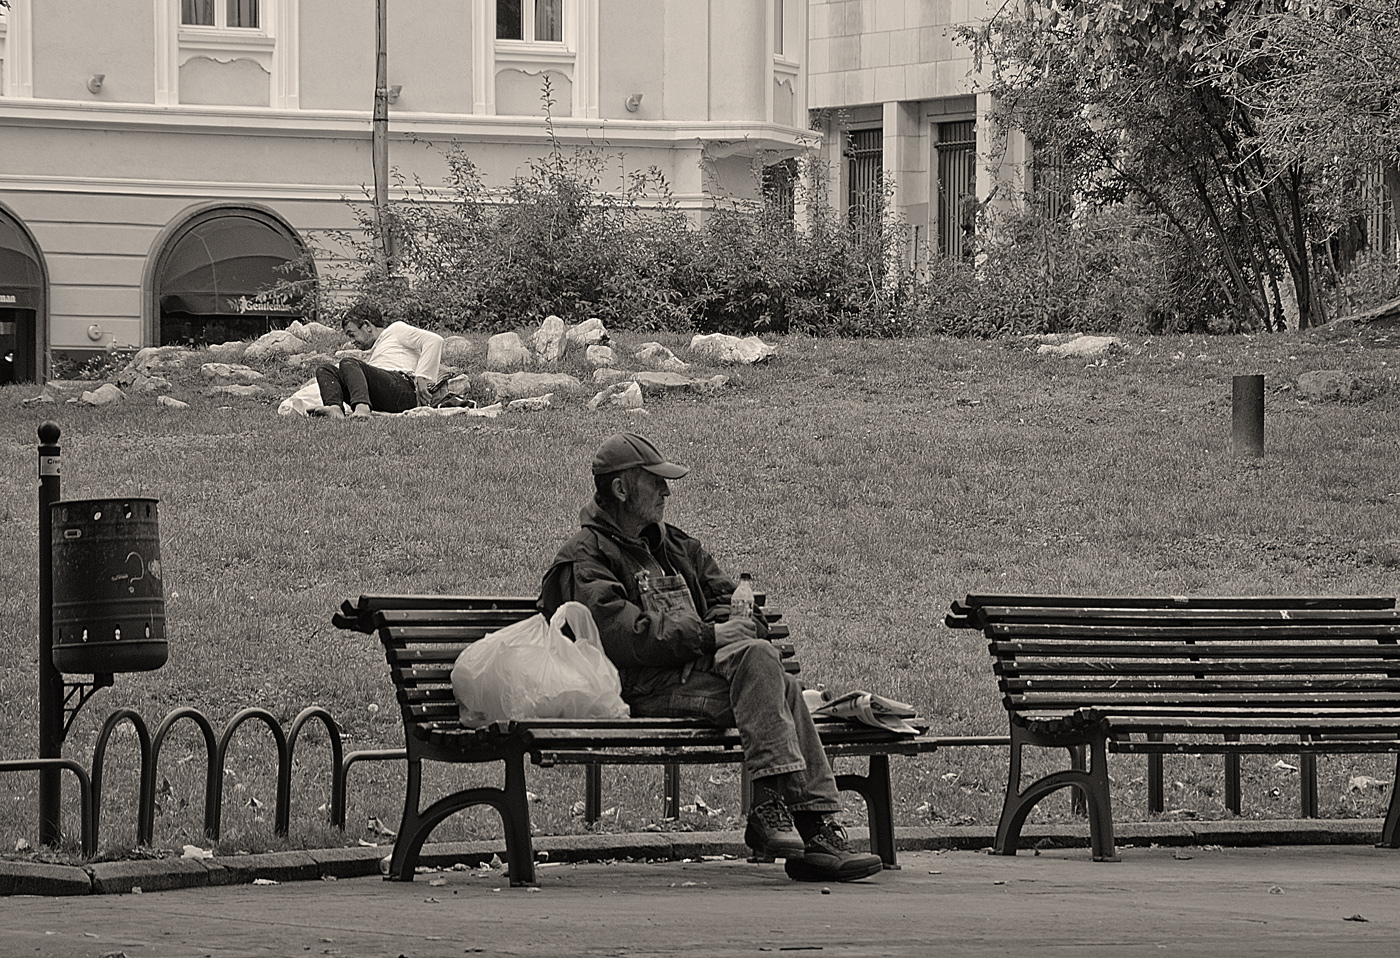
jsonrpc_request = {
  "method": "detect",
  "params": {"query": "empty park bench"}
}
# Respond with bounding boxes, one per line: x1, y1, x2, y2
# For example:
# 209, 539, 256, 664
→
945, 593, 1400, 862
335, 593, 952, 886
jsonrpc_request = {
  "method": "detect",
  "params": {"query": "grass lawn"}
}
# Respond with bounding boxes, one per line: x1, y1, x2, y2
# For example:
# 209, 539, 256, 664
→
2, 321, 1399, 861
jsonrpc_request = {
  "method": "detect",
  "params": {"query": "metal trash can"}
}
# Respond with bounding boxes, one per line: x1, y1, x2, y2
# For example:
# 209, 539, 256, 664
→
50, 497, 168, 674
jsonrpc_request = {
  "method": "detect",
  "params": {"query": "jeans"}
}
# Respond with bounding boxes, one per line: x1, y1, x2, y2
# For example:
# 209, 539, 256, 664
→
315, 358, 417, 412
622, 639, 842, 813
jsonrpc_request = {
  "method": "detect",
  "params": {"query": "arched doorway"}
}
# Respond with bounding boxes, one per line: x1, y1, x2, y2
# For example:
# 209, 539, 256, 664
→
0, 206, 47, 385
153, 207, 315, 346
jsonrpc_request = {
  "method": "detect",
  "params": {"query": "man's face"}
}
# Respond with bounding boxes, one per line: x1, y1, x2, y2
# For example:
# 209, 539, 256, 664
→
345, 320, 377, 348
623, 469, 670, 528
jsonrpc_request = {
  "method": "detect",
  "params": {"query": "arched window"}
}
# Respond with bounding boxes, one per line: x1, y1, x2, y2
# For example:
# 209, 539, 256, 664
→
153, 207, 314, 346
0, 206, 46, 385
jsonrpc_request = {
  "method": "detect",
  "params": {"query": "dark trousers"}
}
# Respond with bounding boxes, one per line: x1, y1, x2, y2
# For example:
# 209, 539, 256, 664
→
315, 358, 417, 412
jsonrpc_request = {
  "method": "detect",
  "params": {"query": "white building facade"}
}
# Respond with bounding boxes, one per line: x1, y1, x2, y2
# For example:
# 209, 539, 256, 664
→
0, 0, 811, 380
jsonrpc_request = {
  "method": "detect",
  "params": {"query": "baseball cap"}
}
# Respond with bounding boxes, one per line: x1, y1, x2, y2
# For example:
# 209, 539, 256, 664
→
591, 432, 690, 479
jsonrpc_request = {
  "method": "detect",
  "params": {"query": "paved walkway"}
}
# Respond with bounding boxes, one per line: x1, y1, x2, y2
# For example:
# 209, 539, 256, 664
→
4, 843, 1400, 957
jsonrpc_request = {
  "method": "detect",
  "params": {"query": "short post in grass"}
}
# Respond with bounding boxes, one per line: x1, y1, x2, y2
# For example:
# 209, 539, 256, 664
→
1231, 375, 1264, 458
37, 421, 63, 846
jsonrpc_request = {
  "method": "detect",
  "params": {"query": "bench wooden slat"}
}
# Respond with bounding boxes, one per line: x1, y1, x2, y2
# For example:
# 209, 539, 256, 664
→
989, 623, 1400, 640
1004, 678, 1400, 693
1001, 661, 1400, 676
958, 594, 1396, 612
1011, 692, 1400, 710
975, 606, 1400, 625
991, 641, 1400, 659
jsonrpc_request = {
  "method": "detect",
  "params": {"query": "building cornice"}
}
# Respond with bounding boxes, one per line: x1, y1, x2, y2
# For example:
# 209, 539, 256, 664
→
0, 98, 817, 150
0, 170, 716, 210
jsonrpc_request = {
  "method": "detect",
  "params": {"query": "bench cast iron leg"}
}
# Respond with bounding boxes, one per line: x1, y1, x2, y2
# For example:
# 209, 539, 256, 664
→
387, 750, 539, 886
835, 753, 898, 868
1379, 753, 1400, 848
994, 726, 1119, 862
1147, 735, 1164, 813
1225, 735, 1242, 815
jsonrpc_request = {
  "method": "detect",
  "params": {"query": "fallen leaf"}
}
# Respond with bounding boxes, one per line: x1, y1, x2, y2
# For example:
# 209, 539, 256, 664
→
1349, 775, 1392, 792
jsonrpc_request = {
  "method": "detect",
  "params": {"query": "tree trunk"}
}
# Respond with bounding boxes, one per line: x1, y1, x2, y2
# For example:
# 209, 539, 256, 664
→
1385, 161, 1400, 261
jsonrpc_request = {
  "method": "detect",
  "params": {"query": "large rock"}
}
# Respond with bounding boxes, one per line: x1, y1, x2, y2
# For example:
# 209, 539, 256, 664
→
129, 374, 173, 396
486, 332, 532, 369
157, 396, 191, 410
586, 344, 616, 367
127, 345, 188, 376
631, 371, 697, 395
1295, 370, 1370, 403
593, 368, 630, 385
206, 341, 250, 362
566, 317, 609, 348
298, 320, 339, 339
1035, 335, 1123, 360
287, 352, 335, 370
531, 315, 568, 363
442, 336, 475, 363
588, 381, 643, 410
478, 371, 581, 401
635, 342, 689, 371
244, 329, 313, 362
689, 333, 776, 365
200, 363, 264, 385
79, 383, 125, 406
507, 393, 554, 412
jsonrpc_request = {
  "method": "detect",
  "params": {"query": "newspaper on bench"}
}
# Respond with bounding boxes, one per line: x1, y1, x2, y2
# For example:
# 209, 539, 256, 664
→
811, 690, 921, 735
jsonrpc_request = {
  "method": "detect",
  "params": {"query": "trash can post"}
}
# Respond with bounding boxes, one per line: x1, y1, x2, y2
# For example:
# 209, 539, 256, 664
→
37, 421, 63, 846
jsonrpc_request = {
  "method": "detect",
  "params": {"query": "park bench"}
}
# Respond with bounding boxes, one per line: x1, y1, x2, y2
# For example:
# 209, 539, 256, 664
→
335, 593, 950, 886
945, 593, 1400, 862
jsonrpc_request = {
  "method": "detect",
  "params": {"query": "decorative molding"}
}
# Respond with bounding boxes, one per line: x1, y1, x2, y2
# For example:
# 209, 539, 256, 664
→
472, 0, 494, 115
274, 0, 299, 109
1, 0, 34, 99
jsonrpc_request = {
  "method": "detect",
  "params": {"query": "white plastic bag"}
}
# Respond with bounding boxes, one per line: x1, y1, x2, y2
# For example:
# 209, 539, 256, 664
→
451, 602, 629, 728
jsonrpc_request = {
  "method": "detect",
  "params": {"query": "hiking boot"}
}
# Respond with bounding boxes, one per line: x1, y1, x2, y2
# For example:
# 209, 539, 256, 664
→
745, 799, 805, 862
783, 819, 883, 882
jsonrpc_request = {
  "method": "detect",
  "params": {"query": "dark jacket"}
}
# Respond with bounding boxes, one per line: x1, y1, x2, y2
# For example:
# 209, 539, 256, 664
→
538, 500, 736, 671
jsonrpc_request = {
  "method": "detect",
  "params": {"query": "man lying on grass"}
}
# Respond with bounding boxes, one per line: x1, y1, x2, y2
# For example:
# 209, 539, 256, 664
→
312, 302, 444, 419
539, 432, 884, 883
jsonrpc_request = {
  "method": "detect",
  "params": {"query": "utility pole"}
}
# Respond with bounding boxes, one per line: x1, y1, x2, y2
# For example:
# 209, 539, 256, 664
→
373, 0, 391, 273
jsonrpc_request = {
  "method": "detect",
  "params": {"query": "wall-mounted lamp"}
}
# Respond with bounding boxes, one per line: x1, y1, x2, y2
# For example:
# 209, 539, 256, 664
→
87, 74, 105, 94
87, 324, 106, 342
387, 84, 402, 104
624, 92, 643, 113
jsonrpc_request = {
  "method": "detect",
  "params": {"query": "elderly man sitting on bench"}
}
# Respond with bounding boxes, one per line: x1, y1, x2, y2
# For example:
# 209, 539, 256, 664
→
539, 432, 883, 883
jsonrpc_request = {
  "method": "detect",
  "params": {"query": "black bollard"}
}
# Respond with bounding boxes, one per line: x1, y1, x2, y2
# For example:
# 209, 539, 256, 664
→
37, 421, 62, 846
1232, 375, 1264, 458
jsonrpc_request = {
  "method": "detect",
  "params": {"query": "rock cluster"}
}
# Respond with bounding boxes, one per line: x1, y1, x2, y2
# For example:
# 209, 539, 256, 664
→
19, 317, 776, 417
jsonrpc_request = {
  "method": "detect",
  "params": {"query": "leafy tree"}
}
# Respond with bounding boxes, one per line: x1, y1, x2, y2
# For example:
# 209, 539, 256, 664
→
961, 0, 1388, 330
1218, 2, 1400, 266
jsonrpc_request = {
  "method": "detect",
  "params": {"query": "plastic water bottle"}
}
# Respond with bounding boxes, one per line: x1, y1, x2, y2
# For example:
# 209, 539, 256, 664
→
731, 572, 755, 624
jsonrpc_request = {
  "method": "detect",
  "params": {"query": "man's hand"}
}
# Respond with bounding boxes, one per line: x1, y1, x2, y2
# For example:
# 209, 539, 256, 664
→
714, 615, 757, 646
414, 376, 435, 406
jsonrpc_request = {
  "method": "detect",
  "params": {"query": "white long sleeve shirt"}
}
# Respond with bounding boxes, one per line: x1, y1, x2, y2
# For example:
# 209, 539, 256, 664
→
364, 321, 444, 382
